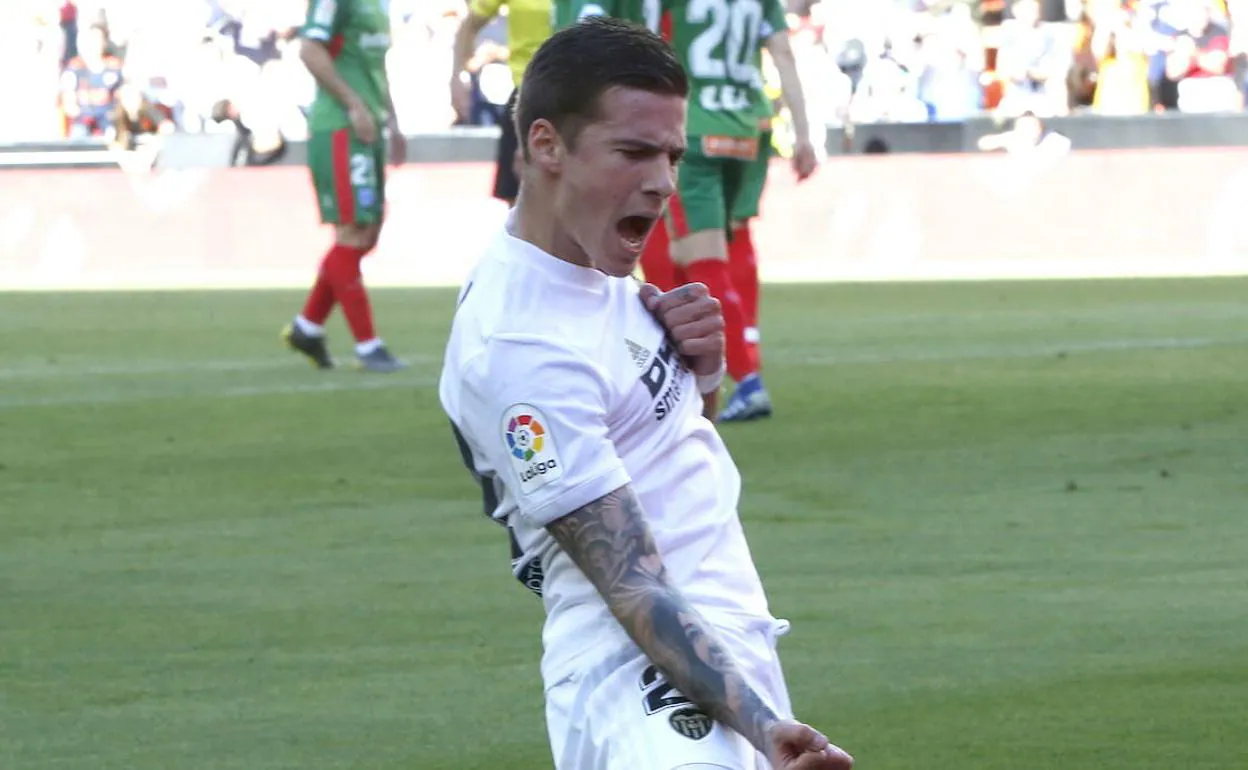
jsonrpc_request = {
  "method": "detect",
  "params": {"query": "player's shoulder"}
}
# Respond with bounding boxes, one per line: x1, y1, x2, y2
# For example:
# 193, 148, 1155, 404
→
447, 244, 613, 380
453, 285, 602, 375
446, 321, 608, 413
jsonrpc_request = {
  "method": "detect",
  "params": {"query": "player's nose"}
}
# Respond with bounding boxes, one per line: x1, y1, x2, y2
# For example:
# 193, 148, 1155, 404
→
641, 156, 677, 201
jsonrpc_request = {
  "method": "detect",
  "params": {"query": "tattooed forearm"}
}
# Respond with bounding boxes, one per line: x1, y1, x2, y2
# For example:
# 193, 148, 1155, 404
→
546, 485, 779, 752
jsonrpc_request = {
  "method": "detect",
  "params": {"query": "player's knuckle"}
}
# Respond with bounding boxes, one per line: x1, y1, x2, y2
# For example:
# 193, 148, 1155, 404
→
682, 282, 708, 299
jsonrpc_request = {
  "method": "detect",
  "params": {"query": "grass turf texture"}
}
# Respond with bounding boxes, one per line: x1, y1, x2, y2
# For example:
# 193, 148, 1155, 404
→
1, 278, 1245, 769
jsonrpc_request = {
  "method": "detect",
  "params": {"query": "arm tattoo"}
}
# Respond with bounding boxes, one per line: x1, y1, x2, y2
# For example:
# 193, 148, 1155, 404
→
546, 486, 779, 752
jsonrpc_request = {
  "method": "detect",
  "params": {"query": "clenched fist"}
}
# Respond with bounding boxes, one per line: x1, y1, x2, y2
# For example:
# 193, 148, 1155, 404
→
767, 720, 854, 770
639, 281, 725, 378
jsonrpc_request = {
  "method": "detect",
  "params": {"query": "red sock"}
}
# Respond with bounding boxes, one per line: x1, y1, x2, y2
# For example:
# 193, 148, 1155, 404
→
638, 219, 680, 292
727, 222, 761, 372
683, 258, 758, 382
728, 223, 759, 330
301, 258, 337, 326
320, 243, 376, 342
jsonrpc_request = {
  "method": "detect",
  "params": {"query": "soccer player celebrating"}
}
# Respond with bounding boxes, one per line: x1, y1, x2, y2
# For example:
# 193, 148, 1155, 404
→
439, 18, 852, 770
282, 0, 406, 373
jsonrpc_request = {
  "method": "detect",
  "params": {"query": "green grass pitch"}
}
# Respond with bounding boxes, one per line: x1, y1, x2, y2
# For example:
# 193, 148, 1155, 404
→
1, 278, 1245, 769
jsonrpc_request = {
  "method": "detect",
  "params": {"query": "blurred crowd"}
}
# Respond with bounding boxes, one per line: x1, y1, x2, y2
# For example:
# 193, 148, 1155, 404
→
0, 0, 1245, 148
796, 0, 1247, 126
0, 0, 463, 147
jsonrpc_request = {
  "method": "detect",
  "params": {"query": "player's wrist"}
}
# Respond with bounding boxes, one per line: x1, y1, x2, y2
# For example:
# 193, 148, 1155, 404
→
751, 713, 786, 755
696, 360, 726, 395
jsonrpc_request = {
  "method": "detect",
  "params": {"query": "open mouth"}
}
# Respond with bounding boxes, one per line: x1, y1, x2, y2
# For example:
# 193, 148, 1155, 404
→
617, 215, 657, 253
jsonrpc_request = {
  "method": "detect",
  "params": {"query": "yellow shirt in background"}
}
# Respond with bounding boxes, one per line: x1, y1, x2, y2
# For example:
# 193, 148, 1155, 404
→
469, 0, 553, 87
1093, 53, 1151, 115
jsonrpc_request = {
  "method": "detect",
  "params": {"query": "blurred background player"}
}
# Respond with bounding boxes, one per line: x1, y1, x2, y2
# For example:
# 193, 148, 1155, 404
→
282, 0, 407, 373
717, 29, 819, 423
452, 0, 553, 208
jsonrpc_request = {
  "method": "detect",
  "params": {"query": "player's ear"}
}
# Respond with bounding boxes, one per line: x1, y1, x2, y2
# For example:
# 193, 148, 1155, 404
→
527, 119, 562, 174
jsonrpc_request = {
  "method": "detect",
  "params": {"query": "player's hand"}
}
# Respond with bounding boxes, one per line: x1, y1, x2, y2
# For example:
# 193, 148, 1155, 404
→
348, 100, 378, 145
791, 137, 819, 181
766, 720, 854, 770
639, 282, 724, 377
388, 122, 407, 166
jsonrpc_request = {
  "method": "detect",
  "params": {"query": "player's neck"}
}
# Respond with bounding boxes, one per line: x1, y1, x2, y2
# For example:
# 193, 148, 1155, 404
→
512, 188, 592, 270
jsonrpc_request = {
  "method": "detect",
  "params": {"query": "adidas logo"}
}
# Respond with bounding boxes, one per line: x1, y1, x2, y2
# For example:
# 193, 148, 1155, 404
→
626, 338, 651, 370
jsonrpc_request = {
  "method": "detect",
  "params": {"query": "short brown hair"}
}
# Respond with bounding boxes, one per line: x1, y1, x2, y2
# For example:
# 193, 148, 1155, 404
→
514, 16, 688, 160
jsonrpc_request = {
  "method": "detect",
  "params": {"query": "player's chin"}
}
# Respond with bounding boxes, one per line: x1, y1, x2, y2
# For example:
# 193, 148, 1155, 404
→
597, 249, 641, 278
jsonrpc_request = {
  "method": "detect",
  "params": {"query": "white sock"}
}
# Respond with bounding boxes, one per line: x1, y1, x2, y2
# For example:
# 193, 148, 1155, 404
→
294, 315, 324, 337
355, 338, 383, 356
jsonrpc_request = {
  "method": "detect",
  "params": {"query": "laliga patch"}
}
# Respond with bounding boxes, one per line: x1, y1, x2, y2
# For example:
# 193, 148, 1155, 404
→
501, 404, 563, 495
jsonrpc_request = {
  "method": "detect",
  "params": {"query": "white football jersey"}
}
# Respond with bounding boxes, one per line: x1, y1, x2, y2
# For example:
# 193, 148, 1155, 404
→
439, 218, 775, 685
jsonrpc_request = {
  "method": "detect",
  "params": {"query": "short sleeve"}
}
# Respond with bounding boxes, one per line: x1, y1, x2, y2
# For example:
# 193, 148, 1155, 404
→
759, 0, 789, 41
458, 337, 631, 528
470, 0, 505, 20
302, 0, 342, 43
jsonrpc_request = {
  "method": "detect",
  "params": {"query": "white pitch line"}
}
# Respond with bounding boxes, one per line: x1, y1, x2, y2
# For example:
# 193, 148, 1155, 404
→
219, 375, 439, 399
784, 335, 1248, 367
0, 358, 291, 381
0, 355, 437, 381
0, 374, 439, 410
793, 301, 1248, 329
1, 335, 1242, 410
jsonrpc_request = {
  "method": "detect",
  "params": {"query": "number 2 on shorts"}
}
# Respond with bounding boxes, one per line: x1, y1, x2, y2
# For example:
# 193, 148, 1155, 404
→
640, 663, 695, 715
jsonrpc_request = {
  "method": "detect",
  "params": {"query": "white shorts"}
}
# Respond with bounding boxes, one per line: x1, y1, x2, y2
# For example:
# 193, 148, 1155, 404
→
545, 619, 793, 770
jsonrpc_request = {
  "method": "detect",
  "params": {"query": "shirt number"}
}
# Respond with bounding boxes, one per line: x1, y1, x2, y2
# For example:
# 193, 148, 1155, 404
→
687, 0, 762, 85
349, 153, 374, 187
